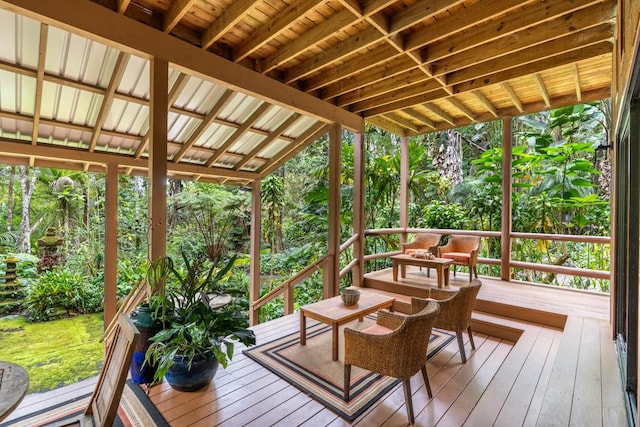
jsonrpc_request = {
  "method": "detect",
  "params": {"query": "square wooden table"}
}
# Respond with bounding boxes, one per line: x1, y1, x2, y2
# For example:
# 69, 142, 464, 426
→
390, 254, 453, 288
299, 292, 395, 361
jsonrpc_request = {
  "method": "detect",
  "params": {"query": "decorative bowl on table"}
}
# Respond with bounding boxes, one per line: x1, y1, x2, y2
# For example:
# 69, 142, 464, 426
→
340, 289, 360, 306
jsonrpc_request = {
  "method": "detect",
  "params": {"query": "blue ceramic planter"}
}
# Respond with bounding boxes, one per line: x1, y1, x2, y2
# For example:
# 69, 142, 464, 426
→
165, 352, 219, 392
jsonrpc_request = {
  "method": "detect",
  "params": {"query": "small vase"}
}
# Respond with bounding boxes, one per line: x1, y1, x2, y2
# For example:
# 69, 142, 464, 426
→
129, 304, 162, 384
165, 351, 219, 392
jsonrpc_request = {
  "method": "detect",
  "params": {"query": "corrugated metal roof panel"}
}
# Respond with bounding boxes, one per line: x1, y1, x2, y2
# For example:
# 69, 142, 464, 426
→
119, 56, 150, 99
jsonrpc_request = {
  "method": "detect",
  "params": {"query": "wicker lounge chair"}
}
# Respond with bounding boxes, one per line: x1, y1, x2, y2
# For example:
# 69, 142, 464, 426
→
344, 298, 440, 425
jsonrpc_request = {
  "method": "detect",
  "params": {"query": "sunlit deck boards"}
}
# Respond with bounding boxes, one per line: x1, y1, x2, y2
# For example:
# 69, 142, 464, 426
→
5, 270, 624, 426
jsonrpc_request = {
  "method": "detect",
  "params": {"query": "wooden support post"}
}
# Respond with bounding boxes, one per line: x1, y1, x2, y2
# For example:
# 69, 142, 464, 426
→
352, 129, 366, 285
501, 117, 513, 281
104, 162, 118, 328
326, 123, 342, 298
249, 179, 261, 326
400, 136, 409, 245
148, 57, 168, 266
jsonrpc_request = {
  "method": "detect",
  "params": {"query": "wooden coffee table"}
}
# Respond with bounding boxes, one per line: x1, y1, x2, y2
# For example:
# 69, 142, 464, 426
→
299, 292, 395, 361
391, 254, 453, 288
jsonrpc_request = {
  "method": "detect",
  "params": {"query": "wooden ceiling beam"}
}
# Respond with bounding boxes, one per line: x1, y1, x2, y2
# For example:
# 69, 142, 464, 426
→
390, 0, 462, 33
421, 103, 455, 126
428, 86, 611, 133
260, 9, 356, 74
534, 74, 552, 108
366, 116, 412, 136
0, 138, 261, 181
500, 82, 524, 113
205, 103, 273, 167
201, 0, 261, 50
446, 97, 475, 121
258, 122, 330, 177
234, 113, 302, 171
284, 27, 383, 83
322, 56, 418, 100
89, 52, 129, 152
572, 64, 583, 102
381, 113, 421, 133
400, 109, 436, 129
431, 9, 614, 76
287, 0, 451, 85
163, 0, 197, 33
420, 0, 607, 64
172, 89, 235, 163
350, 83, 446, 114
360, 88, 449, 117
472, 90, 499, 118
31, 23, 47, 146
117, 0, 130, 14
304, 45, 400, 92
405, 0, 533, 51
453, 42, 612, 94
448, 26, 612, 86
334, 68, 437, 107
232, 0, 319, 63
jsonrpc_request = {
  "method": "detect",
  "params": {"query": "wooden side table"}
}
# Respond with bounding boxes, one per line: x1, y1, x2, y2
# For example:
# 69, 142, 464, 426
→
0, 361, 29, 422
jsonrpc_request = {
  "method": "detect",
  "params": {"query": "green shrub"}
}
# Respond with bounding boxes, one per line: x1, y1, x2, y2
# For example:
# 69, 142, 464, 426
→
24, 269, 102, 321
419, 201, 468, 230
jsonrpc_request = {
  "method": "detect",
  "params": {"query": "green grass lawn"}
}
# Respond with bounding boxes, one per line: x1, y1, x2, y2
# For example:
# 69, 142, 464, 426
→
0, 313, 105, 393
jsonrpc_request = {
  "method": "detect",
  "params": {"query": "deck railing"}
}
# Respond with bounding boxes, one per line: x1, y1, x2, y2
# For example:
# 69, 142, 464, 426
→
365, 228, 611, 286
249, 233, 360, 322
250, 228, 610, 324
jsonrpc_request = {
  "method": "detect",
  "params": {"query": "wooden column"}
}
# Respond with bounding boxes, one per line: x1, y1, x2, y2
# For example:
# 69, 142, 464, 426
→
249, 179, 261, 326
399, 136, 409, 244
104, 162, 118, 327
352, 129, 366, 286
148, 57, 168, 265
501, 117, 513, 281
325, 123, 342, 298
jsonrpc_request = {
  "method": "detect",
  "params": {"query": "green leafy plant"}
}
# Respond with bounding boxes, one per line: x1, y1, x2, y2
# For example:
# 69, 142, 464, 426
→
144, 249, 256, 383
24, 269, 101, 321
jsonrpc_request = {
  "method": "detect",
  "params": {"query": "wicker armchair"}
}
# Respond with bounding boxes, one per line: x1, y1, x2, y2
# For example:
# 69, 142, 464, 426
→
417, 279, 482, 363
402, 232, 442, 255
437, 235, 481, 282
402, 233, 442, 276
344, 299, 441, 425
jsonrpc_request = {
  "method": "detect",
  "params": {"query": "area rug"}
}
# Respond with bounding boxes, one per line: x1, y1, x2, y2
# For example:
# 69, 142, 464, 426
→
243, 317, 454, 422
0, 379, 169, 427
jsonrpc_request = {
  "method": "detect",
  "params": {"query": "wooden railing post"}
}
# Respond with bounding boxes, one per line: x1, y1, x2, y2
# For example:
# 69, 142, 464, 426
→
249, 179, 261, 326
501, 117, 513, 281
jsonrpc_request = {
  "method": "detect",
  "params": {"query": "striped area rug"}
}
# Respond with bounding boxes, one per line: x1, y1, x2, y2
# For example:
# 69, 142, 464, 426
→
0, 379, 169, 427
243, 317, 454, 422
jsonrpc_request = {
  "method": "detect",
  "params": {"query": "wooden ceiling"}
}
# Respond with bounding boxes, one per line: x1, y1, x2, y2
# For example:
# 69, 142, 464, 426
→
0, 0, 615, 183
112, 0, 614, 135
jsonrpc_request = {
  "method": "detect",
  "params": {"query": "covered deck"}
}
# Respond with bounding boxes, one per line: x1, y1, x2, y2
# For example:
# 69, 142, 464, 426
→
5, 273, 624, 426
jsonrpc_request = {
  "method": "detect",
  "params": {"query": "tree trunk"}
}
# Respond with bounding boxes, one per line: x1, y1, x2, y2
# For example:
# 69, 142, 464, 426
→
7, 165, 15, 232
17, 166, 39, 253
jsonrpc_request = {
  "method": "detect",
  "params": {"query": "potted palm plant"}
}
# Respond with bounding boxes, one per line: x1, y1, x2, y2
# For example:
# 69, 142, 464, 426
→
144, 249, 255, 392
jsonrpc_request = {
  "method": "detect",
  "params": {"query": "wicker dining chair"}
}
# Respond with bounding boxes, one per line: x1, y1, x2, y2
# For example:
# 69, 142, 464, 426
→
437, 235, 481, 282
419, 279, 482, 363
343, 299, 441, 425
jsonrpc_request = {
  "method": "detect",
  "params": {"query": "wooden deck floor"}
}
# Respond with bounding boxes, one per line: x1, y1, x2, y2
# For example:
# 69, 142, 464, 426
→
4, 270, 626, 426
